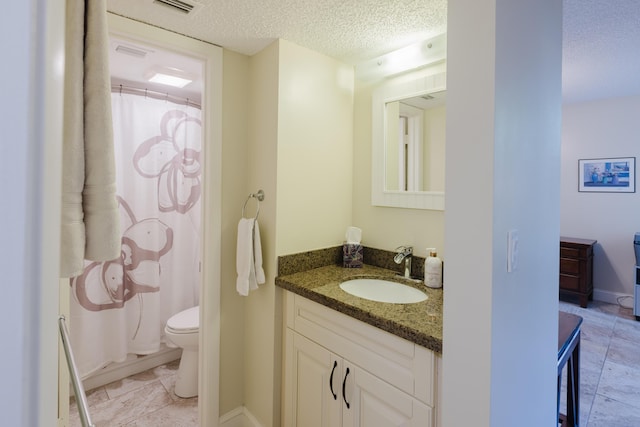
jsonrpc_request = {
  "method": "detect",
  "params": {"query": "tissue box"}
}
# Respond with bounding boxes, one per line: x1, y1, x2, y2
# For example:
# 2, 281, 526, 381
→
343, 243, 363, 268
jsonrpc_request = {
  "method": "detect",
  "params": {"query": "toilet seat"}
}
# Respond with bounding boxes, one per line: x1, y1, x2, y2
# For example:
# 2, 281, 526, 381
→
166, 306, 199, 334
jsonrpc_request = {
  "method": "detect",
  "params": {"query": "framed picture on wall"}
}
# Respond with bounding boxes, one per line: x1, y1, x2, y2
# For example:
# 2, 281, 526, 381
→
578, 157, 636, 193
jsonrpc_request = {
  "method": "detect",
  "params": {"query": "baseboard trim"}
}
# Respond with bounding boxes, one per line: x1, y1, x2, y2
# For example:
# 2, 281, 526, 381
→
593, 289, 634, 308
220, 406, 264, 427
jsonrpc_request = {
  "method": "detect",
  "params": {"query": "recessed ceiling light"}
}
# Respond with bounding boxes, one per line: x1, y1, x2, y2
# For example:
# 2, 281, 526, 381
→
145, 67, 194, 88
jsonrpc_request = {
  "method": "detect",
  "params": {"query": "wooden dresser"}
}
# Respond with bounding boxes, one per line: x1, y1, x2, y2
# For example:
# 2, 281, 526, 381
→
559, 237, 596, 308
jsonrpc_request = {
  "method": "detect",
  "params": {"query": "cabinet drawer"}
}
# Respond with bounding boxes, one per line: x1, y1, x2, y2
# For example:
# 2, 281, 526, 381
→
560, 245, 593, 259
348, 361, 433, 427
559, 258, 580, 274
560, 274, 580, 292
560, 247, 581, 259
285, 291, 435, 407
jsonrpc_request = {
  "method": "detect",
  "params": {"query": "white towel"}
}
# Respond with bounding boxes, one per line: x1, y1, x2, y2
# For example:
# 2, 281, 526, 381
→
236, 218, 265, 296
252, 220, 265, 285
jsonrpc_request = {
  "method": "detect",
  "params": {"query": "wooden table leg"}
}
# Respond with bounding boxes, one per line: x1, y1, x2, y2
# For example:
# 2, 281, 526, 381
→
558, 312, 582, 427
566, 336, 580, 426
557, 374, 562, 424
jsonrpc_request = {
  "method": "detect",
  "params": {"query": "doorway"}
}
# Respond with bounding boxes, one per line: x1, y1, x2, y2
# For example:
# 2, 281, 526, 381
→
59, 13, 222, 427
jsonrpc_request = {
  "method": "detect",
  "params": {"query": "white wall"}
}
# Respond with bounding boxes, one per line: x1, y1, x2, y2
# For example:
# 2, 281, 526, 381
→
1, 3, 38, 422
443, 0, 562, 426
0, 1, 65, 425
561, 95, 640, 302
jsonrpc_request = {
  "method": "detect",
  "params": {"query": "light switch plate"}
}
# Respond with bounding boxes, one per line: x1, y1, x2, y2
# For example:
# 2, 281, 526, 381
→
507, 230, 519, 273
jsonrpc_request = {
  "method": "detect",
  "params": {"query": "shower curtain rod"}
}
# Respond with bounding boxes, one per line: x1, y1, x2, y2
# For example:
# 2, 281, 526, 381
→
111, 83, 201, 109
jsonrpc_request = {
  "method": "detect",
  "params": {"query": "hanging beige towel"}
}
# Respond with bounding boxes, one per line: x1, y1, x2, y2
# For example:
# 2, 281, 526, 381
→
60, 0, 120, 278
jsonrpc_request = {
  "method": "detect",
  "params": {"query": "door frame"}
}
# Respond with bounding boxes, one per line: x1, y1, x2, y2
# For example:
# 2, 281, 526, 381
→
67, 13, 223, 426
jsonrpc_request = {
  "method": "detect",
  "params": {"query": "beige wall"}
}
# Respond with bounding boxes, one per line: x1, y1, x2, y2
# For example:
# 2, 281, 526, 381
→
220, 49, 249, 415
353, 66, 446, 259
239, 38, 356, 426
243, 40, 281, 427
276, 39, 355, 255
220, 35, 453, 424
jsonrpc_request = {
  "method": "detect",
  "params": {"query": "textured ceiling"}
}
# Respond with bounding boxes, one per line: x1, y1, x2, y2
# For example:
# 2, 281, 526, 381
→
563, 0, 640, 103
106, 0, 447, 64
106, 0, 640, 104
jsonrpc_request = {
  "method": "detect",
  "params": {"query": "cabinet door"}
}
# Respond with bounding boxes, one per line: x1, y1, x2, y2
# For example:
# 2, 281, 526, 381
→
343, 363, 432, 427
285, 331, 342, 427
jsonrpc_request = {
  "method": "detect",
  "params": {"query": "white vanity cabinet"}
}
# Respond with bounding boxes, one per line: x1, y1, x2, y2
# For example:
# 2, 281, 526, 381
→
283, 291, 440, 427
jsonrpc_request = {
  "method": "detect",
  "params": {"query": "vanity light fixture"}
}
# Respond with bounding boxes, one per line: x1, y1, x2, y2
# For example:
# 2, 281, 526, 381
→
145, 67, 194, 88
355, 33, 447, 81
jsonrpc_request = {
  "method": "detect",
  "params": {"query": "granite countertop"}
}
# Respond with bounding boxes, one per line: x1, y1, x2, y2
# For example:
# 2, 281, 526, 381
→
275, 264, 443, 354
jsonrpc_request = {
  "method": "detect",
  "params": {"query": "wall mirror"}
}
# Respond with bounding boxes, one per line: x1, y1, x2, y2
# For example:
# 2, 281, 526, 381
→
372, 71, 446, 210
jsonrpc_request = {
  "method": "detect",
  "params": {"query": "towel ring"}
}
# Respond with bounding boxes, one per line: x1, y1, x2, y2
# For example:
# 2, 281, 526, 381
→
242, 190, 265, 220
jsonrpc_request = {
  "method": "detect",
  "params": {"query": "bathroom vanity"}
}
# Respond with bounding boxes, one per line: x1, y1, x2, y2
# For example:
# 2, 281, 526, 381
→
276, 262, 442, 427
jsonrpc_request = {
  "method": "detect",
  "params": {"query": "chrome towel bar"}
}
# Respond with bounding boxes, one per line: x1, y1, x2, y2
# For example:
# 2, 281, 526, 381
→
58, 315, 95, 427
242, 189, 265, 220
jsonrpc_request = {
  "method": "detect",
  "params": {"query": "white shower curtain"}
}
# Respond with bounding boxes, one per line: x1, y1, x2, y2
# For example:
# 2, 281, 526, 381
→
70, 92, 202, 378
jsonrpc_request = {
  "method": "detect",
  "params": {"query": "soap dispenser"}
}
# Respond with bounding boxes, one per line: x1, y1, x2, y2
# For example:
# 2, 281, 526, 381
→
424, 248, 442, 289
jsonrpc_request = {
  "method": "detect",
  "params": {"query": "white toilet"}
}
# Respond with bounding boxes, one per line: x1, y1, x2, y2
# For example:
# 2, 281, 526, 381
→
164, 305, 199, 398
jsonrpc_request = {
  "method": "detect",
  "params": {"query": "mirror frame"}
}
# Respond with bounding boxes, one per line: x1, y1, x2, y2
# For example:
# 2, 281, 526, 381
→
371, 71, 446, 210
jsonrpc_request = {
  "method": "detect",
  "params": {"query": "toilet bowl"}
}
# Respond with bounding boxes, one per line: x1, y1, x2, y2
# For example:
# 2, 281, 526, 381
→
164, 305, 199, 398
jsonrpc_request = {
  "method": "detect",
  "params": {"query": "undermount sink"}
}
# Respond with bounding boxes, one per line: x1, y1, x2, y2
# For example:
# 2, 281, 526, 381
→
339, 279, 428, 304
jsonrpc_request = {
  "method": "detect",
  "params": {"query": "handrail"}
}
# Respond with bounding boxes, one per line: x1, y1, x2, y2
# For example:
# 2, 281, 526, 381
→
58, 316, 95, 427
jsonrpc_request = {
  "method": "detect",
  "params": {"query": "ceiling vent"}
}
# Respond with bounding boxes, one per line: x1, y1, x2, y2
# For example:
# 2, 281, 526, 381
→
153, 0, 195, 14
115, 44, 149, 58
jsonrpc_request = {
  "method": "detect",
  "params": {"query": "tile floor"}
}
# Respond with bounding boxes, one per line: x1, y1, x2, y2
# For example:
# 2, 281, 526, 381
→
558, 299, 640, 426
70, 300, 640, 426
69, 359, 198, 426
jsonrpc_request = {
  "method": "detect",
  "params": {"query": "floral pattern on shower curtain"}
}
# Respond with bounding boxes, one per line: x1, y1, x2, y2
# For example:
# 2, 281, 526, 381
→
69, 92, 202, 378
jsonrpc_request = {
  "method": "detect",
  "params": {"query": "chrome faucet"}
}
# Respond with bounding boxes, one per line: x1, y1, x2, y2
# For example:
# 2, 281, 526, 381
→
394, 246, 413, 278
